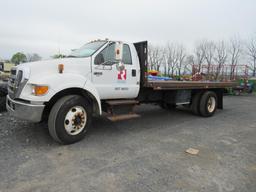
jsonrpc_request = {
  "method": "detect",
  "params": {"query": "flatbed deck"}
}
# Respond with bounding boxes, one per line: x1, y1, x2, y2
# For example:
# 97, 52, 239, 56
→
146, 81, 237, 90
134, 41, 238, 92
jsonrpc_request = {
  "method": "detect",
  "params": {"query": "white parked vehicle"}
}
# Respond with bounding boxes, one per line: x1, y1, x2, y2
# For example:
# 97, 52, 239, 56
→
6, 40, 236, 144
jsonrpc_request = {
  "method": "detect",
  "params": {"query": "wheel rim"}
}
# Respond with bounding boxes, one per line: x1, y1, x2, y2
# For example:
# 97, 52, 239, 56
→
207, 96, 216, 113
64, 106, 87, 136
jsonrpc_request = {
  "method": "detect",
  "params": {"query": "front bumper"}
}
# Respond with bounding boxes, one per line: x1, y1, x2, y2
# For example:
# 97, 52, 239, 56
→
6, 95, 45, 122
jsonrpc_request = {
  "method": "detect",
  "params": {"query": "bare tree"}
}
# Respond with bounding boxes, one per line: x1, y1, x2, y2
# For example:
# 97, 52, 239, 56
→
165, 43, 179, 77
229, 37, 243, 80
194, 41, 206, 72
183, 55, 195, 75
176, 45, 186, 77
214, 41, 228, 80
162, 47, 168, 76
148, 45, 155, 70
246, 36, 256, 77
203, 41, 216, 76
148, 45, 164, 71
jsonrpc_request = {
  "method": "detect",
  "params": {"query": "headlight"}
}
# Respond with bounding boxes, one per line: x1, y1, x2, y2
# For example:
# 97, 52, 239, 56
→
32, 85, 49, 96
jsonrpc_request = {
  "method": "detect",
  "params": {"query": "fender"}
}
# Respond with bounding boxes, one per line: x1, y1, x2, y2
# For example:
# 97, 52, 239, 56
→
20, 73, 102, 114
82, 80, 102, 115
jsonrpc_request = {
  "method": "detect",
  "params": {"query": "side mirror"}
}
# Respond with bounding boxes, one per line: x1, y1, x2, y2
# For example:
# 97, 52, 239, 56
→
115, 42, 123, 61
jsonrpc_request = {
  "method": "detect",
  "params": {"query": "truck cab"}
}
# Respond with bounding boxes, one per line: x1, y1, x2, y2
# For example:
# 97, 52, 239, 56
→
6, 40, 236, 144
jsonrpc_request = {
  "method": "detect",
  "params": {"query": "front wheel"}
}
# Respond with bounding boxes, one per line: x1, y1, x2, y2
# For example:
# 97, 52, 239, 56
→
48, 95, 92, 144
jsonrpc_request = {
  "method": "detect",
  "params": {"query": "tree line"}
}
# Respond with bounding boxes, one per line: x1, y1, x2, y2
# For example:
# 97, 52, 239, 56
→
3, 53, 64, 65
148, 36, 256, 78
6, 52, 42, 65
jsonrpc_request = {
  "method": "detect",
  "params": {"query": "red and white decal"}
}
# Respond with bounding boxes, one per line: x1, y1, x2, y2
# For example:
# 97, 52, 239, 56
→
118, 69, 127, 80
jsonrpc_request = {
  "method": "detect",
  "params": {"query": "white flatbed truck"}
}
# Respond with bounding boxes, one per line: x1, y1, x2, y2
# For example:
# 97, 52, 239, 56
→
6, 40, 236, 144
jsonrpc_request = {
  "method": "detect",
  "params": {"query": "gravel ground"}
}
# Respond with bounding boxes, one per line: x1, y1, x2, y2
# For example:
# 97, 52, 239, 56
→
0, 95, 256, 192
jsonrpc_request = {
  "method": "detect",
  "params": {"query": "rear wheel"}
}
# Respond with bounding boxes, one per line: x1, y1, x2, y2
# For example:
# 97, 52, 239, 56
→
48, 95, 92, 144
191, 92, 202, 115
199, 91, 217, 117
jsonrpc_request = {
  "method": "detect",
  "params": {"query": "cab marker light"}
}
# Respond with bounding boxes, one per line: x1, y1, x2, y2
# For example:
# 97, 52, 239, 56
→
58, 64, 64, 74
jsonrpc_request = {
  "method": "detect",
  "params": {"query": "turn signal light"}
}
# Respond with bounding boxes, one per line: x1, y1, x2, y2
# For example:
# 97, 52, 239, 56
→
33, 85, 49, 96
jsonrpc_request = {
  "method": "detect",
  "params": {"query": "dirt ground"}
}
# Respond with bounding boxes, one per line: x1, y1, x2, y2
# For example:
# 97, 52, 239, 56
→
0, 95, 256, 192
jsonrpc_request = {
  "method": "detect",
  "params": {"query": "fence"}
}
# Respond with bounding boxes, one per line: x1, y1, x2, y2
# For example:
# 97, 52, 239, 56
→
192, 64, 249, 81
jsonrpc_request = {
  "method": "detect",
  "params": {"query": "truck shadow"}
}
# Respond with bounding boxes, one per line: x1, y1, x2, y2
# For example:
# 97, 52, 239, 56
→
89, 105, 196, 136
1, 105, 200, 147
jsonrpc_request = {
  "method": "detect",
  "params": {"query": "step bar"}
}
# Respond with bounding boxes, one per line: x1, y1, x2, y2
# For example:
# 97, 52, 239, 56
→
107, 113, 141, 122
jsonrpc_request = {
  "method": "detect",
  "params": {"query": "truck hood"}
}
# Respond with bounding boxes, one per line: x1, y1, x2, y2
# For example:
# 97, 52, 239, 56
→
17, 57, 92, 82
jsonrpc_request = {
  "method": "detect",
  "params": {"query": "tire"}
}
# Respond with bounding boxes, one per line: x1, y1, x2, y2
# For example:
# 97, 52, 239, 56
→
199, 91, 217, 117
0, 87, 8, 112
191, 92, 202, 115
48, 95, 92, 144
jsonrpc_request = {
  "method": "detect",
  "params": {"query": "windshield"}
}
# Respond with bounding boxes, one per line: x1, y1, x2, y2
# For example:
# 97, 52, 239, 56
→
68, 41, 106, 58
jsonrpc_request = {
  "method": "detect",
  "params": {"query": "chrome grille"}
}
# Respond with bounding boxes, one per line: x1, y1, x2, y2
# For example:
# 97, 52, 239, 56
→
8, 69, 16, 93
15, 70, 23, 88
8, 78, 15, 92
8, 69, 23, 99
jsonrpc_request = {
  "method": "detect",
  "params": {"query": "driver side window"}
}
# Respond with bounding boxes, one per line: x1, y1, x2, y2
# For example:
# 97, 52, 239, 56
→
94, 43, 116, 65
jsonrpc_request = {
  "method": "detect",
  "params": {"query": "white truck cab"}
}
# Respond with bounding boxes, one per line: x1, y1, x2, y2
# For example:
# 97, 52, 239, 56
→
7, 40, 236, 144
7, 41, 140, 113
7, 40, 142, 143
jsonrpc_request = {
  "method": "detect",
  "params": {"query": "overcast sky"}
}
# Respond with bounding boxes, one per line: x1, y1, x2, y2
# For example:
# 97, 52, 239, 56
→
0, 0, 255, 59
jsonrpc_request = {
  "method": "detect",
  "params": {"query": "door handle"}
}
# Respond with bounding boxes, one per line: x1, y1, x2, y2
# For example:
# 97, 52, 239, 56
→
132, 69, 136, 77
94, 72, 103, 76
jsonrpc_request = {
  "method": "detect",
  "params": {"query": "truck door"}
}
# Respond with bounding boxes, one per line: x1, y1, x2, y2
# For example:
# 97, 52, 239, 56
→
92, 42, 139, 99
